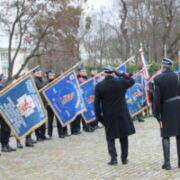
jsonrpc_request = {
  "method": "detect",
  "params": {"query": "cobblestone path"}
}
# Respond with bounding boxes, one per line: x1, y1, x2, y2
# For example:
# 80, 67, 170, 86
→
0, 117, 180, 180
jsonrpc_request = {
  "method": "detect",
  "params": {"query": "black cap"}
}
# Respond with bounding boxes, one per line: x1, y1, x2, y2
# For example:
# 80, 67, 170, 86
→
91, 67, 97, 72
104, 65, 115, 73
46, 70, 55, 76
162, 57, 173, 66
33, 67, 42, 73
78, 67, 86, 72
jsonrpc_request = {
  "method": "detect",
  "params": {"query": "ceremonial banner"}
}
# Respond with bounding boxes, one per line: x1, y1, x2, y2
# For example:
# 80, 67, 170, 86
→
81, 63, 127, 123
139, 48, 150, 79
42, 71, 86, 126
117, 64, 126, 73
0, 74, 47, 140
126, 72, 148, 117
81, 78, 96, 123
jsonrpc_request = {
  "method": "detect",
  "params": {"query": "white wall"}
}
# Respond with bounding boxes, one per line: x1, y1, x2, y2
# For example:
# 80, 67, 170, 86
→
0, 49, 28, 77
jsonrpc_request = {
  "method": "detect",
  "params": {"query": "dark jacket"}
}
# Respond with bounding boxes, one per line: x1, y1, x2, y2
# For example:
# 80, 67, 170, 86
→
34, 76, 46, 105
153, 70, 180, 137
94, 75, 136, 139
34, 77, 45, 90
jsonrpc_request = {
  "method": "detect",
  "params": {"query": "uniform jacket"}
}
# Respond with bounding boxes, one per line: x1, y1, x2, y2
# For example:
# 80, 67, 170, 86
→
94, 75, 136, 139
153, 70, 180, 137
34, 76, 46, 106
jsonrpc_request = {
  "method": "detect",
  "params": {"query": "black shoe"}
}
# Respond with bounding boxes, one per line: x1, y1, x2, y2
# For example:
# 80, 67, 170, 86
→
83, 127, 93, 132
64, 133, 71, 137
25, 142, 34, 147
7, 145, 16, 151
162, 163, 171, 170
1, 146, 11, 152
30, 138, 37, 144
72, 131, 82, 135
108, 159, 118, 166
42, 136, 50, 140
138, 119, 144, 122
37, 137, 44, 142
122, 159, 128, 165
59, 135, 65, 138
17, 141, 23, 149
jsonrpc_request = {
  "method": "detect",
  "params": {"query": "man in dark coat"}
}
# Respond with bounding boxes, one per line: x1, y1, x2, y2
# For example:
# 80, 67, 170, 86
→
153, 57, 180, 170
94, 66, 135, 165
33, 68, 49, 141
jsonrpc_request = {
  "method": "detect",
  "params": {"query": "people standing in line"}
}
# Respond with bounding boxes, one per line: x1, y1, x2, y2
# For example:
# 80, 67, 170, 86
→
0, 74, 16, 152
45, 71, 70, 139
33, 68, 49, 141
153, 58, 180, 170
94, 66, 135, 165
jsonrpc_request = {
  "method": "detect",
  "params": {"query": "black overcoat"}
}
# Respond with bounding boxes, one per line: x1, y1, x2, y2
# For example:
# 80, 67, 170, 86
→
94, 75, 136, 139
153, 70, 180, 137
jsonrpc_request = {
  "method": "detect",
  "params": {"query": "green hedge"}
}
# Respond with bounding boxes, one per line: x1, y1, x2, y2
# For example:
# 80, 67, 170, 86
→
85, 61, 179, 76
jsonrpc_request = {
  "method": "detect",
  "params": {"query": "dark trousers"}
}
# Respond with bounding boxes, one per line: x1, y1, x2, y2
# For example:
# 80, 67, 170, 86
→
107, 137, 128, 161
47, 106, 65, 137
70, 114, 81, 134
0, 116, 11, 146
35, 123, 46, 139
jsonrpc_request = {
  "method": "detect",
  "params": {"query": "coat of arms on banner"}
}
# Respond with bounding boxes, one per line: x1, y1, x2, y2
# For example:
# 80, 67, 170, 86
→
16, 94, 35, 118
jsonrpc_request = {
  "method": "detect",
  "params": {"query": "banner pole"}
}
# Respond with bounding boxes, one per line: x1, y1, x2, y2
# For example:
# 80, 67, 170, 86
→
116, 56, 135, 69
147, 70, 161, 84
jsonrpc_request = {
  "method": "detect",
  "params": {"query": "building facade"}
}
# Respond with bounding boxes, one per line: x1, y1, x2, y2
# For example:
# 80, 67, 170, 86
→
0, 48, 27, 78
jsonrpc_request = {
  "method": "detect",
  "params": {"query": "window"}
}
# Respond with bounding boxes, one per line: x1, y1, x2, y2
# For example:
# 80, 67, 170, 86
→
1, 52, 8, 65
0, 52, 8, 78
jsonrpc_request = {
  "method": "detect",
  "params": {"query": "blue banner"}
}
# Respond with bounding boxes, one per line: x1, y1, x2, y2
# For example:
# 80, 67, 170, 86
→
126, 72, 148, 116
43, 71, 86, 126
81, 78, 95, 123
117, 64, 126, 73
81, 64, 127, 123
0, 75, 47, 139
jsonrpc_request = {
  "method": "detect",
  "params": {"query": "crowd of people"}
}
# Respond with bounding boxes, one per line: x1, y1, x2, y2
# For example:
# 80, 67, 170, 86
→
1, 58, 179, 170
0, 67, 103, 154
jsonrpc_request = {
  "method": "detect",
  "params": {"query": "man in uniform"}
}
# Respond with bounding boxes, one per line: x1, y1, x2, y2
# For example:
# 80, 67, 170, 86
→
0, 74, 16, 152
153, 57, 180, 170
94, 66, 135, 165
33, 68, 49, 141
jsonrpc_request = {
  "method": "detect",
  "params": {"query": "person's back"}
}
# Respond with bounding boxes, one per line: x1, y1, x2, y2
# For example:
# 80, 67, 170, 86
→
153, 57, 180, 170
155, 71, 179, 102
94, 66, 135, 165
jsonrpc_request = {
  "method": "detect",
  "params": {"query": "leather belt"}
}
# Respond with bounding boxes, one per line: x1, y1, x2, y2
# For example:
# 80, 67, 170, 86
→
165, 96, 180, 103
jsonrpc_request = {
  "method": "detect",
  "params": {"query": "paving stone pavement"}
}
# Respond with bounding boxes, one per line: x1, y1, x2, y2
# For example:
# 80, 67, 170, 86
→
0, 117, 180, 180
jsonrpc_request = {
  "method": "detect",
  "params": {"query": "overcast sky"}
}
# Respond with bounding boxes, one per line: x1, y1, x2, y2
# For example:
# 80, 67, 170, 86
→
87, 0, 114, 10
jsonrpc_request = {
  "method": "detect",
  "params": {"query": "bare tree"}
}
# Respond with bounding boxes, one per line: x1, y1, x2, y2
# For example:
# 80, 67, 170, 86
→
0, 0, 60, 81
